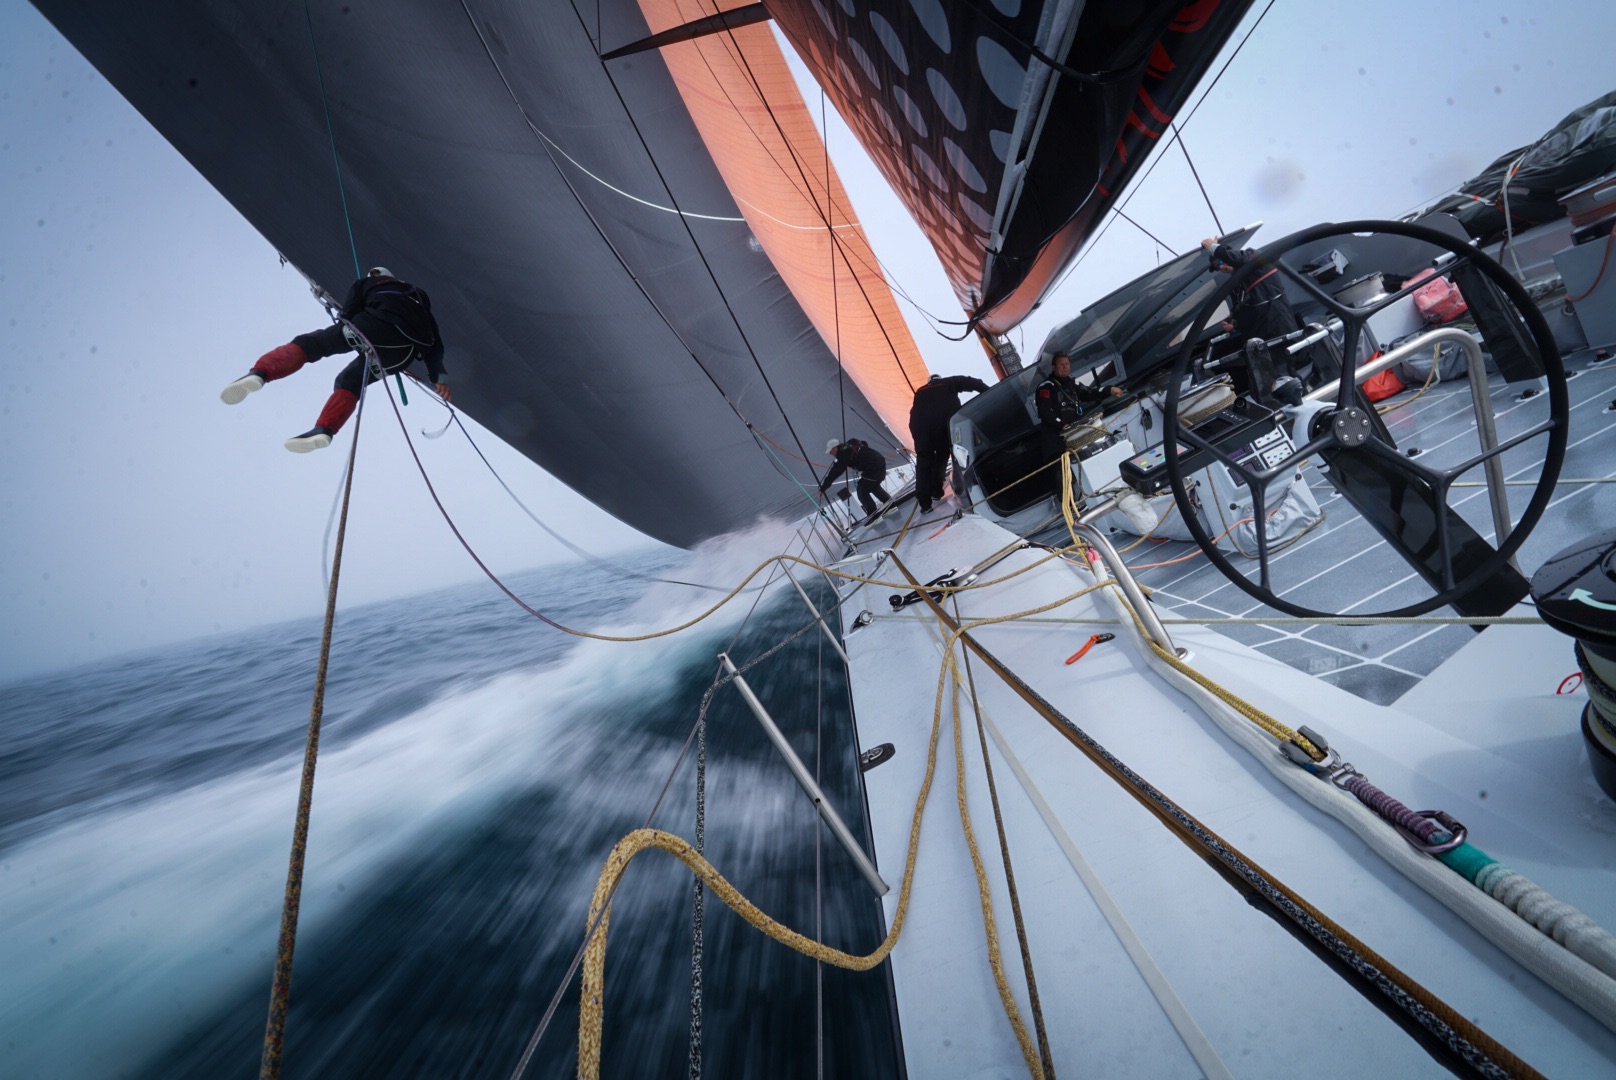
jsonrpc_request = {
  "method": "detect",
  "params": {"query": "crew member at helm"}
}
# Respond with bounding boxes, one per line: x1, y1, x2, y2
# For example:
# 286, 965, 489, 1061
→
220, 266, 449, 453
1036, 352, 1123, 498
909, 373, 989, 513
819, 437, 891, 517
1201, 237, 1298, 344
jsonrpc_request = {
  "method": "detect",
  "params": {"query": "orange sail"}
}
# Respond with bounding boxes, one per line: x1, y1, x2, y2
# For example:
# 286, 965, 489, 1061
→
636, 0, 931, 446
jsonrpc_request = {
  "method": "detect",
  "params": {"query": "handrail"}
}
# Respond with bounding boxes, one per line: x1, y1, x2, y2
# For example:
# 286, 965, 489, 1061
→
1302, 324, 1513, 556
1067, 496, 1180, 655
718, 654, 890, 897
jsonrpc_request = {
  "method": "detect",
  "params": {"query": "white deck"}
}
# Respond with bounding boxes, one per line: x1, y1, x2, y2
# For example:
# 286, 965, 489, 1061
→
836, 511, 1616, 1078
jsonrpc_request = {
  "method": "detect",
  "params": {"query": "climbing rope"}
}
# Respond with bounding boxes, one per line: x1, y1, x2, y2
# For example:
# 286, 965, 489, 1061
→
259, 361, 369, 1080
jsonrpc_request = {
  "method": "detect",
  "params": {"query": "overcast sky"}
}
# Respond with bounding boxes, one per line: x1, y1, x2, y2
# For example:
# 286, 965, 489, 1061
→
4, 0, 1614, 683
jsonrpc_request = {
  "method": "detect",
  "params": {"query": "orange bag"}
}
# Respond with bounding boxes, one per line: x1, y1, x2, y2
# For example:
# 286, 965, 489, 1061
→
1363, 368, 1406, 402
1409, 268, 1469, 324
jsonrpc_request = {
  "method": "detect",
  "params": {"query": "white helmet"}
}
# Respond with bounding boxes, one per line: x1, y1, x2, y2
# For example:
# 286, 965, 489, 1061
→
826, 438, 841, 456
366, 266, 394, 279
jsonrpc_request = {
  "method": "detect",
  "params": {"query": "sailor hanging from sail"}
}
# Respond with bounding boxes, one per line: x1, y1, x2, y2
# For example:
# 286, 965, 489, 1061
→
1036, 352, 1123, 497
220, 267, 449, 452
818, 437, 891, 517
909, 373, 989, 513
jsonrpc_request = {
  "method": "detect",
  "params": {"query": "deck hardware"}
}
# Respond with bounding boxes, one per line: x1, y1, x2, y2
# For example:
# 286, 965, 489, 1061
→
851, 610, 874, 632
1400, 810, 1469, 855
1064, 632, 1115, 664
1066, 501, 1179, 654
1281, 725, 1342, 772
718, 654, 890, 897
890, 567, 963, 611
858, 743, 895, 772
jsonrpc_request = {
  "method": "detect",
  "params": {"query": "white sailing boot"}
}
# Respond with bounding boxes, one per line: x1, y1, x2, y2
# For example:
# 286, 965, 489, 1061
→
284, 427, 333, 453
219, 372, 265, 404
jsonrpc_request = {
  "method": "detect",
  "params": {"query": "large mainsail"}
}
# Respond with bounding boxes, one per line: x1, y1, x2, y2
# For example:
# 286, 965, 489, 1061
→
29, 0, 907, 546
29, 0, 1256, 544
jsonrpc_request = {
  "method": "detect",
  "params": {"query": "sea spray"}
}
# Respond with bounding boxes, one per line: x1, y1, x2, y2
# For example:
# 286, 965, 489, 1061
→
1, 523, 900, 1078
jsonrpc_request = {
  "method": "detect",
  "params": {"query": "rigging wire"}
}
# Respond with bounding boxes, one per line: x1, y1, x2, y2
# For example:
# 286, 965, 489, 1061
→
1172, 121, 1224, 236
455, 0, 826, 500
665, 11, 924, 395
302, 0, 360, 280
563, 4, 822, 471
1048, 0, 1279, 295
826, 89, 847, 443
416, 393, 732, 592
1112, 207, 1178, 255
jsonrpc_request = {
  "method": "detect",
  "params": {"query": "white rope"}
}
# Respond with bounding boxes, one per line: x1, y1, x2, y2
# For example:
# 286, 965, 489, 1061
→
975, 688, 1234, 1079
1099, 586, 1616, 1032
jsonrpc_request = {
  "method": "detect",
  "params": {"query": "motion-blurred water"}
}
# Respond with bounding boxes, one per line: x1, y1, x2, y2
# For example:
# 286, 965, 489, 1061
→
0, 524, 901, 1078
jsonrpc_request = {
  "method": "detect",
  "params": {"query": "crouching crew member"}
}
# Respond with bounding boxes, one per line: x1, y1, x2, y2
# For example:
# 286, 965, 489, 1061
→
819, 438, 891, 516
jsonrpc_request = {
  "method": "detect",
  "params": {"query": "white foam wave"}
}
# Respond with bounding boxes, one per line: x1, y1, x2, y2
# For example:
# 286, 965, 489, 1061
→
0, 518, 811, 1076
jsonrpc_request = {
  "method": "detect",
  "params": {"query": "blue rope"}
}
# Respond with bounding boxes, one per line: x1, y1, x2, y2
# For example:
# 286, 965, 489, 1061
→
751, 428, 827, 512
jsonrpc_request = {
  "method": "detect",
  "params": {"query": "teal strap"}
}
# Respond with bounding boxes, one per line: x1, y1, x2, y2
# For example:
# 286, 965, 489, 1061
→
750, 428, 824, 511
395, 373, 408, 405
1436, 842, 1495, 883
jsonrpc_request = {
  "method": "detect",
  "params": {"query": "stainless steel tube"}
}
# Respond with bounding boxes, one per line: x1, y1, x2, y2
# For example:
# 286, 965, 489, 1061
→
718, 654, 890, 898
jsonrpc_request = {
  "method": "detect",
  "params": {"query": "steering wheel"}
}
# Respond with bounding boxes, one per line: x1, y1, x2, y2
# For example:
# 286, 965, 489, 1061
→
1161, 219, 1568, 618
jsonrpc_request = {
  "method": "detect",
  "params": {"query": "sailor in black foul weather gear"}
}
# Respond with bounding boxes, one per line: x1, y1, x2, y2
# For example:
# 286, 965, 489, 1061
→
819, 438, 891, 516
1036, 352, 1122, 496
909, 373, 989, 512
1202, 238, 1299, 345
220, 267, 449, 453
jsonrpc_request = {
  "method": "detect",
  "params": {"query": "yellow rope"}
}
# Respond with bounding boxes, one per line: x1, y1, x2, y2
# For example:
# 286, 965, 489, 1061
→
571, 496, 1328, 1074
576, 613, 950, 1078
1046, 452, 1322, 762
1103, 581, 1325, 761
576, 564, 1117, 1077
948, 654, 1046, 1079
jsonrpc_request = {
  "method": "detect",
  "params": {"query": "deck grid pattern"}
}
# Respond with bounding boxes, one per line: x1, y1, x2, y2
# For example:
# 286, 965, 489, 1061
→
1117, 353, 1616, 704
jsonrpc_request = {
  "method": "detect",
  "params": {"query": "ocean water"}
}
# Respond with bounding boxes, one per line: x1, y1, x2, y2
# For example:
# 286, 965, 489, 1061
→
0, 523, 901, 1079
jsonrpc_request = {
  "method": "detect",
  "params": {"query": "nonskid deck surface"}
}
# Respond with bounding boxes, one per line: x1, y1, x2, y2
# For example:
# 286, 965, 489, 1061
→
1112, 350, 1616, 704
835, 507, 1616, 1079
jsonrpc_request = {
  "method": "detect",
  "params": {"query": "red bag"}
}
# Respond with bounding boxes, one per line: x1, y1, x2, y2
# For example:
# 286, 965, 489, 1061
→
1409, 268, 1469, 324
1363, 367, 1406, 402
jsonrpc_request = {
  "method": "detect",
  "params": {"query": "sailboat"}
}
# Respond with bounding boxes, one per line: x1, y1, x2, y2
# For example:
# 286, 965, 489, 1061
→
22, 0, 1616, 1076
